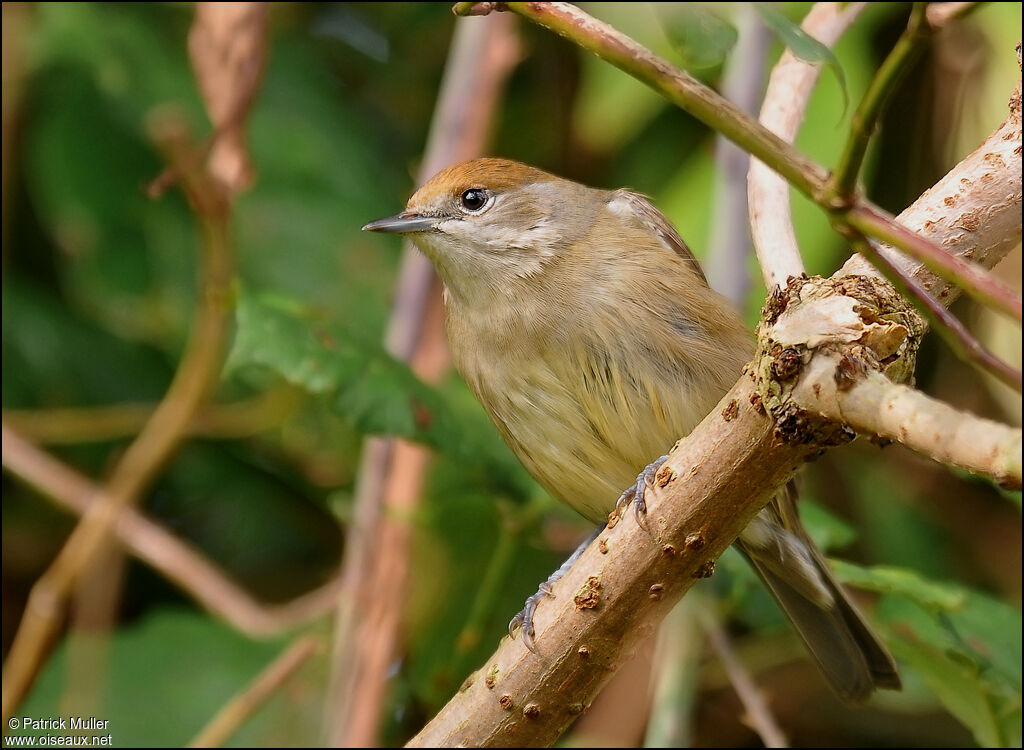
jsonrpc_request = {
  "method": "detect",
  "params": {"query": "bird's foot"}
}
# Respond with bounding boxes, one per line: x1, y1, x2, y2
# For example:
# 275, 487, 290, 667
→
508, 526, 601, 653
614, 454, 669, 530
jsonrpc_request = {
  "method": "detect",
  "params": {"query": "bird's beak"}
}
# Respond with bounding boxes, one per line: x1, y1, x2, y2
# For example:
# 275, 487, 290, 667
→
362, 212, 437, 234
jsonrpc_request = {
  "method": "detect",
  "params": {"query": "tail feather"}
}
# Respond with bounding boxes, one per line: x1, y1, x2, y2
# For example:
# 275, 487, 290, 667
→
737, 485, 901, 702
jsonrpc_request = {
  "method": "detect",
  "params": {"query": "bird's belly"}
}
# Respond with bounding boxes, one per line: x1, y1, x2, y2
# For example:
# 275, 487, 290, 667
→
469, 350, 703, 524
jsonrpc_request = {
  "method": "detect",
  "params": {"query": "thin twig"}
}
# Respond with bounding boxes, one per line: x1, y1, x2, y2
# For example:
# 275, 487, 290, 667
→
829, 3, 931, 199
462, 2, 1022, 386
839, 79, 1022, 304
1, 123, 235, 724
1, 423, 341, 637
748, 2, 867, 290
476, 2, 828, 199
2, 387, 300, 445
699, 610, 788, 749
189, 635, 323, 748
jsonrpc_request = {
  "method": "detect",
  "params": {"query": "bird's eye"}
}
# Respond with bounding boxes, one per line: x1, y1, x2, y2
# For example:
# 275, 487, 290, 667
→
460, 188, 490, 213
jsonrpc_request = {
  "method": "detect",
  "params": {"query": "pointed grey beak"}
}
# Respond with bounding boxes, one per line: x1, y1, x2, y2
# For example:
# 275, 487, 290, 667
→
362, 212, 437, 234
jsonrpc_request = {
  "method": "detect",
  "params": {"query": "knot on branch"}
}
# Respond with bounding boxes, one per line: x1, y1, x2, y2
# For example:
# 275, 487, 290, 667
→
754, 274, 925, 446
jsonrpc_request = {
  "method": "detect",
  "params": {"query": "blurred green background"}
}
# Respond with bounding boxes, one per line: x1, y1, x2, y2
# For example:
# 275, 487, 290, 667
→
2, 2, 1020, 747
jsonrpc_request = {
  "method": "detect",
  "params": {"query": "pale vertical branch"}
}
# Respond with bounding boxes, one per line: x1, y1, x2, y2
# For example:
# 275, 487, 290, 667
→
747, 2, 867, 290
706, 4, 771, 307
643, 598, 704, 748
325, 14, 520, 747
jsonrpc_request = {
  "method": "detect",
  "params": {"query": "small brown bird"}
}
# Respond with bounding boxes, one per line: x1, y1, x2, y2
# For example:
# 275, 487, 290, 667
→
364, 157, 900, 702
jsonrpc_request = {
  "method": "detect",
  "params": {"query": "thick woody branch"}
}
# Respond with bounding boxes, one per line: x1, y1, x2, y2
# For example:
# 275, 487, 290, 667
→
847, 204, 1022, 323
839, 94, 1023, 304
845, 232, 1021, 391
407, 373, 814, 747
409, 38, 1022, 748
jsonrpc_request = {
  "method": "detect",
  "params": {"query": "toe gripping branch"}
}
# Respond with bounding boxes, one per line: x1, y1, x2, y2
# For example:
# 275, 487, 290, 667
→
509, 454, 669, 652
615, 454, 669, 530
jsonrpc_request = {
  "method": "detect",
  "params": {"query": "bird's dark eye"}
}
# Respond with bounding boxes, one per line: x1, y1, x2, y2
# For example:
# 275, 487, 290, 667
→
460, 188, 489, 213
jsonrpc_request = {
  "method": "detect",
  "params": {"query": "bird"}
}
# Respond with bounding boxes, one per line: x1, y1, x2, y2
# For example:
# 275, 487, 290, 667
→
363, 157, 901, 702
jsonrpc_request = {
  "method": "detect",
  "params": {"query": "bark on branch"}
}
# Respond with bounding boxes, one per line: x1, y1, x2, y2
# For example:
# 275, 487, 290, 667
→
407, 51, 1023, 749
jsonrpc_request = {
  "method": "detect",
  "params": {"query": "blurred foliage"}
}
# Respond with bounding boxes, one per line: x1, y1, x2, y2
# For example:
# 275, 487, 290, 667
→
2, 2, 1020, 748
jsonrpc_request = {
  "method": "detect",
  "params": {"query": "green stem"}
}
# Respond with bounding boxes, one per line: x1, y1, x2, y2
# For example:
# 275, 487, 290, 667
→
829, 3, 931, 200
496, 1, 828, 198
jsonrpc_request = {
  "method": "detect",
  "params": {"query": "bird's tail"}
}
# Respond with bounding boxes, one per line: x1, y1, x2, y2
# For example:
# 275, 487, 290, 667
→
736, 483, 901, 703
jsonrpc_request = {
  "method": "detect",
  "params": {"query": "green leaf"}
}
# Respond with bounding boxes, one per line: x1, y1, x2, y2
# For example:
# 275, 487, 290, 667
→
841, 564, 1023, 746
830, 559, 966, 611
21, 611, 312, 748
227, 289, 455, 448
879, 593, 1022, 746
658, 4, 738, 70
799, 499, 857, 551
226, 289, 531, 493
754, 3, 848, 111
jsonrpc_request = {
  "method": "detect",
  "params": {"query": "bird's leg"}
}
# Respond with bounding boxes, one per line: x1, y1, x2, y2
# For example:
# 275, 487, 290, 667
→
614, 454, 669, 529
509, 525, 602, 653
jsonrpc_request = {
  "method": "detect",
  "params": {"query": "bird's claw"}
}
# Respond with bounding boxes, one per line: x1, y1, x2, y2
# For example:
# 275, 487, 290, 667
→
508, 527, 602, 653
615, 455, 669, 531
509, 587, 555, 653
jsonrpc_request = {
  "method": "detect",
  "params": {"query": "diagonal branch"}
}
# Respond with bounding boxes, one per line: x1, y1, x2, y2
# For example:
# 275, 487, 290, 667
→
405, 31, 1022, 745
1, 423, 341, 637
789, 362, 1022, 489
828, 3, 930, 199
1, 120, 236, 724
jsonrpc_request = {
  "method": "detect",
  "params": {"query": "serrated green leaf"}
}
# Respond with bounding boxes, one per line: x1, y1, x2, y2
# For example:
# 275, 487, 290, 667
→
754, 3, 848, 111
227, 289, 455, 448
226, 289, 531, 493
831, 559, 966, 610
658, 4, 738, 70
